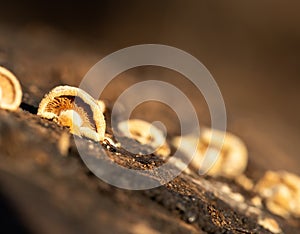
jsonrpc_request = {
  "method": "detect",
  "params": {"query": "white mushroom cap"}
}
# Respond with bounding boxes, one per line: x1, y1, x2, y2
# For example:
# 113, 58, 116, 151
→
0, 66, 22, 110
255, 170, 300, 218
118, 119, 171, 157
37, 85, 106, 141
172, 128, 248, 178
201, 128, 248, 178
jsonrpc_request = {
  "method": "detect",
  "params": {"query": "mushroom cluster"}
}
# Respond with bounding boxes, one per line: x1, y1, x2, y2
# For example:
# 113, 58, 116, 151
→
1, 65, 300, 222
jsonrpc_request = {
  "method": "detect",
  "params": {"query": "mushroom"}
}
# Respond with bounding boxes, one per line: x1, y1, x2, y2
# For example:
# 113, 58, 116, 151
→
118, 119, 171, 157
172, 128, 248, 178
37, 85, 106, 141
0, 66, 22, 110
255, 170, 300, 218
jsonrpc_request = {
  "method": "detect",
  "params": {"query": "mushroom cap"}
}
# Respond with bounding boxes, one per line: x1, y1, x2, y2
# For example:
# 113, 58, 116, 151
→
118, 119, 170, 157
200, 128, 248, 178
172, 128, 248, 178
0, 66, 22, 110
37, 85, 106, 141
254, 170, 300, 218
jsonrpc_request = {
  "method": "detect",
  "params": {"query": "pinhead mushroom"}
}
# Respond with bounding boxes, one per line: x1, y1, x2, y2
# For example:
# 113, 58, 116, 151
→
0, 66, 22, 111
255, 170, 300, 218
118, 119, 171, 157
172, 128, 248, 178
37, 85, 106, 142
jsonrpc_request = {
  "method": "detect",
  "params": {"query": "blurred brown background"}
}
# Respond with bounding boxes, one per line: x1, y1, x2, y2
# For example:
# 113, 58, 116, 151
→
0, 0, 299, 176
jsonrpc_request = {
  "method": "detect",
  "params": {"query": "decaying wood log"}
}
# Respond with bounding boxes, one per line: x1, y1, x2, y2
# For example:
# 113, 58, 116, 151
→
0, 24, 299, 234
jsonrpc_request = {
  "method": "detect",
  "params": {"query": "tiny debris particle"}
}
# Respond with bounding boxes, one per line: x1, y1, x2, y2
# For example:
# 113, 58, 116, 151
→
88, 143, 94, 150
58, 132, 70, 156
186, 211, 197, 223
258, 217, 282, 234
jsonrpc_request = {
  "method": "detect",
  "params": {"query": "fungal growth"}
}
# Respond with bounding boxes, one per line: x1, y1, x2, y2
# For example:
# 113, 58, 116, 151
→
118, 119, 171, 157
172, 128, 248, 178
0, 66, 22, 110
255, 170, 300, 218
38, 85, 106, 142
